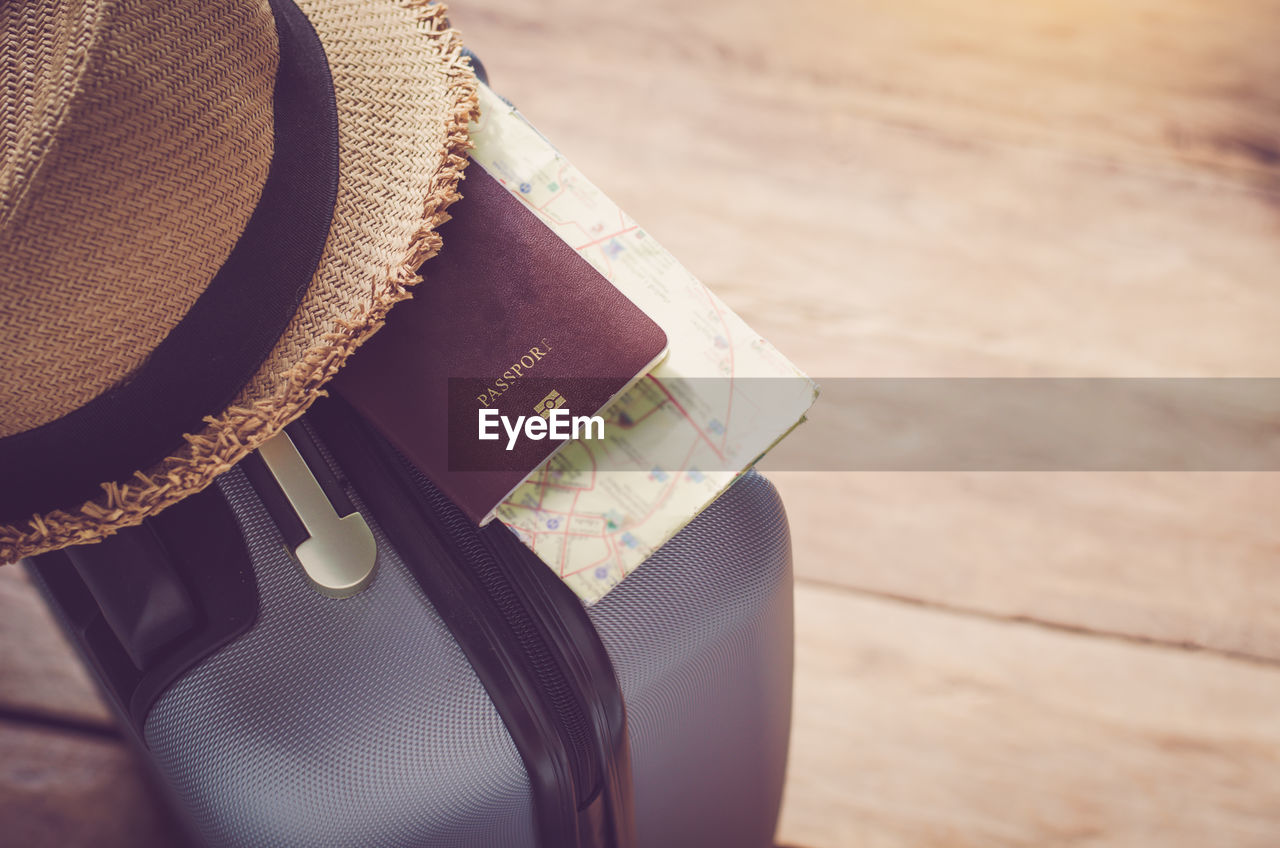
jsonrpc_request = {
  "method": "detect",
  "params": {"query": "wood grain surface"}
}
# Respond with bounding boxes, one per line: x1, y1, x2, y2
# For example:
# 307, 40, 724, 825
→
449, 0, 1280, 658
778, 584, 1280, 848
0, 721, 185, 848
0, 569, 111, 728
1, 0, 1277, 845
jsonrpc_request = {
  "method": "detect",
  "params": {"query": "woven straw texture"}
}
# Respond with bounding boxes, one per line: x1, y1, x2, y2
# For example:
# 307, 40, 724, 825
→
0, 0, 478, 562
0, 0, 277, 437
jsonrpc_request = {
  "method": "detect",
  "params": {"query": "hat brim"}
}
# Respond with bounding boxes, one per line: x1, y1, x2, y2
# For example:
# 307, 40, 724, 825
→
0, 0, 478, 563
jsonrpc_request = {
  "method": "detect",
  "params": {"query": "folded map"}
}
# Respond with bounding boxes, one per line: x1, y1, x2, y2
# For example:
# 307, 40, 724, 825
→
470, 84, 818, 603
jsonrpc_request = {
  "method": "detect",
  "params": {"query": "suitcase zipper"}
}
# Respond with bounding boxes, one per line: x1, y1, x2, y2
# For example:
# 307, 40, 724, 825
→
301, 396, 634, 848
398, 458, 601, 803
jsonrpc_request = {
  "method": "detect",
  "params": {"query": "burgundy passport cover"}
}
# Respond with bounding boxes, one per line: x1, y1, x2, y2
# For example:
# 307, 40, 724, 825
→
332, 163, 668, 524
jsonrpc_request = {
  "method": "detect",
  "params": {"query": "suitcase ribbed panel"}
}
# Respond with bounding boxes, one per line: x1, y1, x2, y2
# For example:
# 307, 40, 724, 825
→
144, 467, 538, 848
590, 472, 794, 848
143, 466, 792, 848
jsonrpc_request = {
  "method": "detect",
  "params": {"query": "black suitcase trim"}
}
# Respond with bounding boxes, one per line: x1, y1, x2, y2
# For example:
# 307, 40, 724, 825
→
26, 487, 260, 731
306, 395, 636, 848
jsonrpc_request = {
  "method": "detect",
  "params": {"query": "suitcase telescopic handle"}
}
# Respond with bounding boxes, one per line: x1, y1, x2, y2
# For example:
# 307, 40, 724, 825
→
257, 430, 377, 598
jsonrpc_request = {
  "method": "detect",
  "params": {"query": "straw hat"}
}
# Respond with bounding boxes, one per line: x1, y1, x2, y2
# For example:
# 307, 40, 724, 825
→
0, 0, 478, 563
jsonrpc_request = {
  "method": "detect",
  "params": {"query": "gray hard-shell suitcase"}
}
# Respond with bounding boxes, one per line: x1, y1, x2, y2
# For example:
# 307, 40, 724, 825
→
26, 393, 795, 848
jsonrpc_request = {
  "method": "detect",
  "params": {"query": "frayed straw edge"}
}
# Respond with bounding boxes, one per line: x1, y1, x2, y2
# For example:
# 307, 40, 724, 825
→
0, 4, 480, 564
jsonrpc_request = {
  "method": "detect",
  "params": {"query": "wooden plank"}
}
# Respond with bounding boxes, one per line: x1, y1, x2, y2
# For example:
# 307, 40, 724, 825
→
0, 568, 112, 727
451, 0, 1280, 380
777, 583, 1280, 848
450, 0, 1280, 656
769, 471, 1280, 662
454, 0, 1280, 178
0, 721, 187, 846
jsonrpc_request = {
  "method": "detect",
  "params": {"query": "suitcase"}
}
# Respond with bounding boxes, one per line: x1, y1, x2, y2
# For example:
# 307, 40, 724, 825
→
25, 393, 795, 848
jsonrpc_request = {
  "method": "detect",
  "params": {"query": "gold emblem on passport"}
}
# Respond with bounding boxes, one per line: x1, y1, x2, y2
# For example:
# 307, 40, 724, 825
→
534, 389, 566, 418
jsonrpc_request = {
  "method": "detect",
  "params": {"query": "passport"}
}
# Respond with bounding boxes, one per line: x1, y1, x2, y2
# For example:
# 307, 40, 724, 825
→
333, 163, 669, 525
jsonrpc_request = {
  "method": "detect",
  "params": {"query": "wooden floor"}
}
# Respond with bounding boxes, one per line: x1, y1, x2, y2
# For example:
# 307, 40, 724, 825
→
3, 0, 1279, 844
